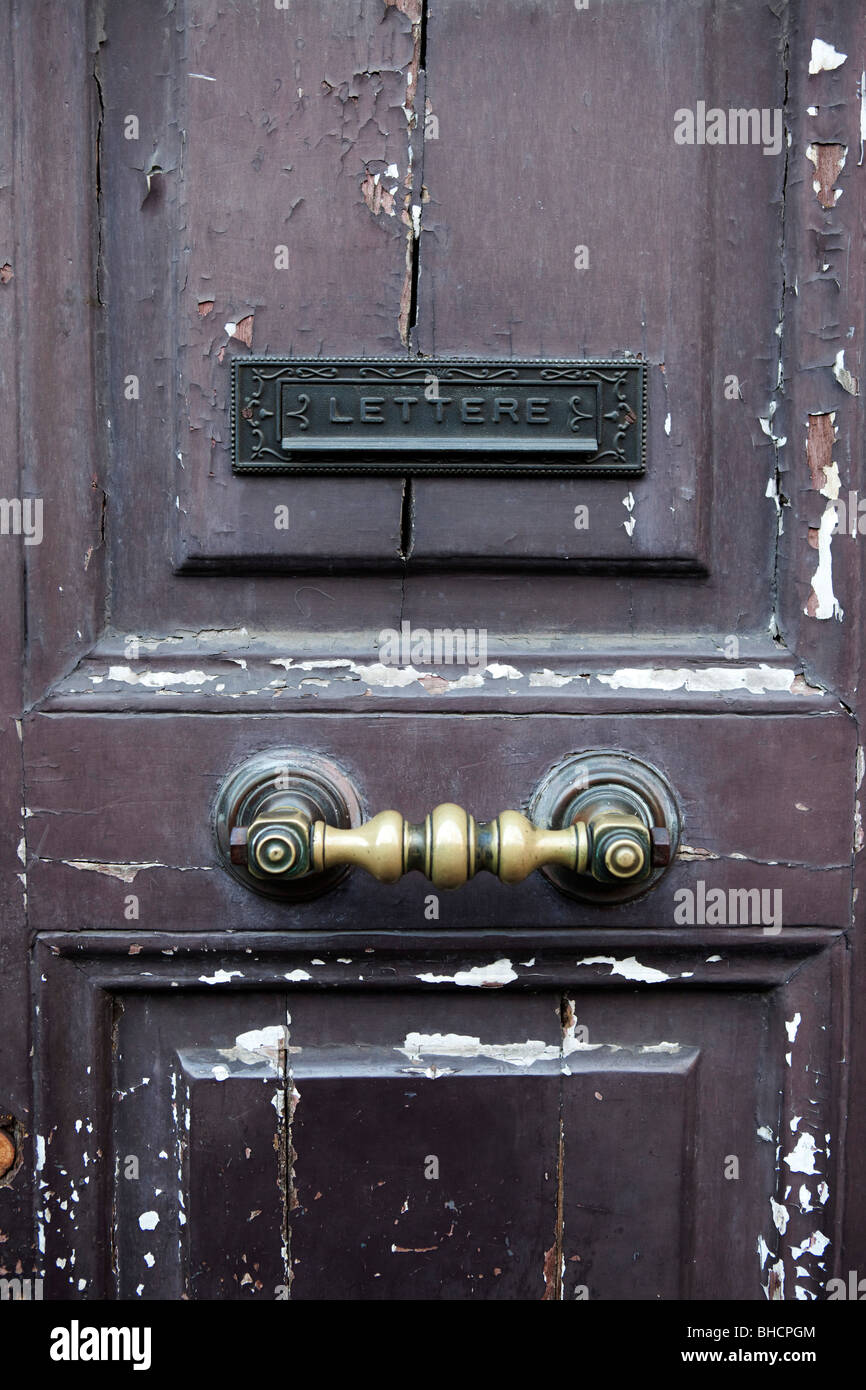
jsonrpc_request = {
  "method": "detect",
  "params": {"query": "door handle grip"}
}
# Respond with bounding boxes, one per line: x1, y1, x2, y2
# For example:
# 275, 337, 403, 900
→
217, 750, 678, 901
232, 802, 657, 889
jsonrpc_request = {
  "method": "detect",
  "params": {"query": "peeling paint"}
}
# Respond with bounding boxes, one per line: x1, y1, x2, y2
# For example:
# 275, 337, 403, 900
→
832, 349, 859, 395
791, 1230, 830, 1260
808, 39, 847, 74
397, 1031, 560, 1068
770, 1198, 789, 1234
225, 315, 253, 348
596, 665, 799, 695
785, 1013, 802, 1044
98, 665, 218, 689
764, 1257, 785, 1300
219, 1026, 288, 1068
416, 959, 518, 988
61, 859, 208, 883
784, 1132, 820, 1176
805, 504, 844, 620
575, 955, 672, 984
805, 143, 846, 207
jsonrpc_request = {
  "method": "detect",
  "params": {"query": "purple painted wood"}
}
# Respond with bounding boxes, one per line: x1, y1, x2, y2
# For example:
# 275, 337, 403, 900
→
1, 0, 862, 1305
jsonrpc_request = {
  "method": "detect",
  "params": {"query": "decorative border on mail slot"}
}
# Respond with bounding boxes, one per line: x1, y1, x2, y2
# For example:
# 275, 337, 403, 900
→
231, 357, 646, 475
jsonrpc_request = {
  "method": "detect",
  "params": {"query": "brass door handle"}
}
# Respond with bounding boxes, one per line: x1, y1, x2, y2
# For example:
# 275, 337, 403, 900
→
232, 803, 651, 889
217, 750, 678, 900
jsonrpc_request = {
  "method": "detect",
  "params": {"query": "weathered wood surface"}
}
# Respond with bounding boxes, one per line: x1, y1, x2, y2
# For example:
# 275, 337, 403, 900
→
1, 0, 864, 1301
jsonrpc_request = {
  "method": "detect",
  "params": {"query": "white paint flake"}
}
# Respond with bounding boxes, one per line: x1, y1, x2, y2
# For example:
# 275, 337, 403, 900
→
595, 665, 798, 694
808, 39, 847, 74
576, 955, 671, 984
143, 1252, 155, 1268
757, 1125, 774, 1143
219, 1026, 288, 1068
759, 403, 787, 448
284, 969, 311, 982
101, 665, 218, 688
791, 1230, 830, 1260
398, 1032, 560, 1068
806, 503, 844, 620
770, 1198, 789, 1234
764, 1258, 785, 1300
784, 1132, 820, 1175
818, 460, 841, 500
138, 1211, 159, 1231
832, 350, 859, 395
417, 959, 518, 987
528, 669, 583, 688
211, 1065, 230, 1082
62, 860, 189, 883
785, 1013, 802, 1043
198, 969, 242, 985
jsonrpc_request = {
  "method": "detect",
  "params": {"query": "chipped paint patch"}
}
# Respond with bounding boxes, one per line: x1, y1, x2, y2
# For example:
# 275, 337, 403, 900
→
764, 1257, 785, 1300
805, 143, 846, 207
219, 1026, 288, 1068
819, 460, 841, 500
596, 665, 798, 695
198, 969, 242, 985
785, 1013, 802, 1043
805, 503, 844, 620
808, 39, 847, 73
784, 1132, 820, 1175
806, 411, 835, 491
99, 665, 218, 689
397, 1031, 560, 1068
61, 859, 205, 883
791, 1230, 830, 1260
225, 315, 253, 348
528, 669, 583, 688
770, 1198, 790, 1234
759, 401, 786, 448
417, 959, 518, 988
360, 168, 396, 217
832, 349, 859, 395
575, 955, 672, 984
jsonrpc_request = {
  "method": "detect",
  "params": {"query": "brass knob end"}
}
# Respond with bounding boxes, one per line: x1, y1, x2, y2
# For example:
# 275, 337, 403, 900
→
604, 836, 646, 879
246, 812, 312, 880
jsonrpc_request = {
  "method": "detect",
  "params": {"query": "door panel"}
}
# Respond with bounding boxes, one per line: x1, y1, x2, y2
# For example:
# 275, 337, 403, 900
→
25, 710, 854, 932
2, 0, 864, 1306
36, 932, 842, 1301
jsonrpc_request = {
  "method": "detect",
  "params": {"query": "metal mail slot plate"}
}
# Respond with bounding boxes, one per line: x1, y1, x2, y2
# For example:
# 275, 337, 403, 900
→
231, 358, 646, 475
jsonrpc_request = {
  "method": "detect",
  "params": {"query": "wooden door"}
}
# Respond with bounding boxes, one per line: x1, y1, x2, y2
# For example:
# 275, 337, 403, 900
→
1, 0, 864, 1309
